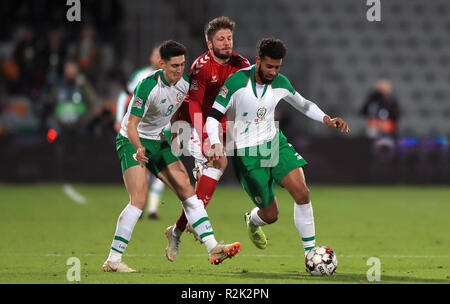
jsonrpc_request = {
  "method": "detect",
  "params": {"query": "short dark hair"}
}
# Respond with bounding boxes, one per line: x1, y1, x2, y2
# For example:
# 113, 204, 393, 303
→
159, 40, 187, 61
204, 16, 235, 42
257, 38, 287, 60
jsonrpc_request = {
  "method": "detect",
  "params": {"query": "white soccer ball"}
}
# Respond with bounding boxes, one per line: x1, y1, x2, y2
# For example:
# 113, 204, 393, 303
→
305, 246, 338, 276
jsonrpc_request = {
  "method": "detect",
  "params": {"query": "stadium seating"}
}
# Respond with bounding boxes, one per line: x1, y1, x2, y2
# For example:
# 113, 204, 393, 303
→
193, 0, 450, 138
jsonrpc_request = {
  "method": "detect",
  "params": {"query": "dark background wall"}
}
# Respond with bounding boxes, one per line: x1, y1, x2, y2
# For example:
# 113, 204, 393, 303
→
0, 0, 449, 185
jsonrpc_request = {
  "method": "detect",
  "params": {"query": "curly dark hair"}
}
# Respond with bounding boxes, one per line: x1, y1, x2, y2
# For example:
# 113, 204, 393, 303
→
257, 37, 287, 59
204, 16, 235, 41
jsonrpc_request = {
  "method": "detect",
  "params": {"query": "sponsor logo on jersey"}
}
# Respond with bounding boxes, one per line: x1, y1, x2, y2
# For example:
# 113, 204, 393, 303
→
219, 86, 228, 98
133, 97, 143, 109
257, 107, 267, 120
160, 99, 166, 104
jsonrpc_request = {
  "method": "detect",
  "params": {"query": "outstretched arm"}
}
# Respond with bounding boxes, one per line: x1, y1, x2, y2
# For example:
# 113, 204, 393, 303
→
284, 91, 350, 133
204, 102, 227, 161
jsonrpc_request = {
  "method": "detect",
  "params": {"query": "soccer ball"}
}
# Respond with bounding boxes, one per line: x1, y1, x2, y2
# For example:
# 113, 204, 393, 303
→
305, 246, 338, 276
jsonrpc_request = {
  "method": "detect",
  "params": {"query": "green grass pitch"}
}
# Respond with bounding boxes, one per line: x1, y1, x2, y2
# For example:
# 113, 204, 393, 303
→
0, 184, 449, 284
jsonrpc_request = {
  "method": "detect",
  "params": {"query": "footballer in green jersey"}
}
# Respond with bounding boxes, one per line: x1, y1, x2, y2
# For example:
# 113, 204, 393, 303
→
102, 40, 242, 273
205, 37, 350, 254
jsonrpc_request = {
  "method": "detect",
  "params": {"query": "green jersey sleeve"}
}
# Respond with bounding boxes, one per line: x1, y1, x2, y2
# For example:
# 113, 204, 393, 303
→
215, 70, 249, 108
271, 73, 296, 95
130, 77, 157, 118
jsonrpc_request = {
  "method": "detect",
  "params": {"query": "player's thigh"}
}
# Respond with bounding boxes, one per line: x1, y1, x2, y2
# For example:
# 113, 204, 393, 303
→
123, 165, 149, 210
116, 133, 143, 174
157, 160, 195, 201
232, 156, 275, 209
272, 131, 309, 203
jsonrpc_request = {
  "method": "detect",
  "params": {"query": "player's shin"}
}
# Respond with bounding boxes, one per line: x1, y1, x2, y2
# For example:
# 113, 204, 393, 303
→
196, 167, 223, 207
174, 167, 223, 232
182, 195, 218, 252
108, 204, 142, 262
294, 201, 316, 253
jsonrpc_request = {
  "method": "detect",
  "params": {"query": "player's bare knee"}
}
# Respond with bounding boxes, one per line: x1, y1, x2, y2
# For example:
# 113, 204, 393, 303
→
294, 185, 310, 205
261, 208, 279, 224
265, 212, 279, 224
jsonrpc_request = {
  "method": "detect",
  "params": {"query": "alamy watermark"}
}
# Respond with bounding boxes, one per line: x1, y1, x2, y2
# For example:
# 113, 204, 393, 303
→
366, 257, 381, 281
170, 119, 281, 168
66, 0, 81, 22
66, 257, 81, 282
366, 0, 381, 22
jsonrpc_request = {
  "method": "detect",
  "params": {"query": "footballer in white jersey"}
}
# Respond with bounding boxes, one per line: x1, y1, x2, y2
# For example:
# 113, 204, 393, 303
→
102, 40, 242, 273
119, 69, 189, 141
205, 38, 349, 256
114, 44, 166, 220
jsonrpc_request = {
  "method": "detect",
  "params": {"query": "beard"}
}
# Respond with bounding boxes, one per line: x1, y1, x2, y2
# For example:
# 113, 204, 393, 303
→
212, 46, 232, 60
257, 67, 275, 84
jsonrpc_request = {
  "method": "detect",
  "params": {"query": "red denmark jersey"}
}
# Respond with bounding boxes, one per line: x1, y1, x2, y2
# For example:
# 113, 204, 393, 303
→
178, 50, 250, 140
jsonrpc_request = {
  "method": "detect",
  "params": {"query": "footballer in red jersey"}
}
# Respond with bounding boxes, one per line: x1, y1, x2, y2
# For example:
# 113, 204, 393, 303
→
165, 17, 250, 262
178, 49, 250, 142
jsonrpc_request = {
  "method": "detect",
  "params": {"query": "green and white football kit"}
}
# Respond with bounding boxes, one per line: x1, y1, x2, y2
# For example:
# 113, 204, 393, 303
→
105, 68, 241, 270
117, 70, 189, 174
206, 65, 326, 207
116, 67, 173, 218
206, 65, 327, 253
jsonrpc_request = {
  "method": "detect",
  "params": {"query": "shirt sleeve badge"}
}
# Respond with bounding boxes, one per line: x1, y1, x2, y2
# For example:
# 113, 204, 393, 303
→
133, 97, 143, 109
219, 86, 228, 98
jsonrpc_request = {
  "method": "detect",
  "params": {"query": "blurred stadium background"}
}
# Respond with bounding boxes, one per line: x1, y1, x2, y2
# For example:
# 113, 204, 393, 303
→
0, 0, 449, 185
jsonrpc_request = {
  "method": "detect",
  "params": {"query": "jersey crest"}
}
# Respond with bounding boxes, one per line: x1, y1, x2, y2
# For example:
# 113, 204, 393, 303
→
176, 92, 184, 103
257, 107, 267, 120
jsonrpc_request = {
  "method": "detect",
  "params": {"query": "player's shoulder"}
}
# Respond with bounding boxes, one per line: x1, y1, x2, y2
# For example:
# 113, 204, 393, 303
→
271, 72, 295, 93
142, 69, 161, 84
134, 70, 160, 95
190, 51, 212, 78
231, 52, 251, 68
223, 65, 252, 90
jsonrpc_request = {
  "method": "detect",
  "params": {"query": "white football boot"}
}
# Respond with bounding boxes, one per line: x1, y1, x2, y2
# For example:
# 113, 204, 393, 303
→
101, 260, 136, 273
164, 225, 181, 262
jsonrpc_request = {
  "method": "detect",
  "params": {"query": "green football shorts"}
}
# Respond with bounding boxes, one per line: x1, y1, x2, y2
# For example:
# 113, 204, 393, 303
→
116, 133, 179, 175
232, 130, 307, 209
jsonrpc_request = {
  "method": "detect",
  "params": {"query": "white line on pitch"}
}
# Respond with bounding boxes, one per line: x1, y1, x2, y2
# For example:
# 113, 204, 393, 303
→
2, 253, 450, 259
63, 184, 87, 204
